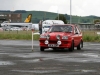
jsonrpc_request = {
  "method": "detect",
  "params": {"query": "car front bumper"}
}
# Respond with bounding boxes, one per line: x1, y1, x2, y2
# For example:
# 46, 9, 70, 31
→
39, 40, 72, 48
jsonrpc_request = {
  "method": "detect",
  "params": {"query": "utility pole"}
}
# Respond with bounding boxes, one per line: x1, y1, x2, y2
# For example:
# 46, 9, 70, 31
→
44, 12, 46, 20
70, 0, 72, 24
58, 10, 59, 20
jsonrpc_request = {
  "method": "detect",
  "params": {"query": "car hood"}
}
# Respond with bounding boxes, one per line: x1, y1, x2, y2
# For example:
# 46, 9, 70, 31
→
49, 32, 71, 36
45, 32, 72, 40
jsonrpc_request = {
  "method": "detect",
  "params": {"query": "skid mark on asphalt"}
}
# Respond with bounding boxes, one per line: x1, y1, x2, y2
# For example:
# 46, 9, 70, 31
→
11, 70, 59, 73
0, 61, 15, 65
8, 52, 100, 63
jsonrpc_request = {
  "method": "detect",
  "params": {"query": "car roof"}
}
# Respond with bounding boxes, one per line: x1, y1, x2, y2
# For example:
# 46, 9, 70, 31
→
51, 24, 76, 27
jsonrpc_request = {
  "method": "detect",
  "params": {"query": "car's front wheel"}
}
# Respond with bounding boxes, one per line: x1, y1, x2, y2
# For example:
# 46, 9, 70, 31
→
40, 47, 45, 51
77, 40, 83, 50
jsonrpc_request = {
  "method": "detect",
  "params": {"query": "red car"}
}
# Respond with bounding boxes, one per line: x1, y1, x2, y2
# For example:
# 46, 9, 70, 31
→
39, 24, 83, 51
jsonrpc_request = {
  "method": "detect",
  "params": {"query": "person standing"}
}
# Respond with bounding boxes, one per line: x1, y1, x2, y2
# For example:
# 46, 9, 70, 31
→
39, 20, 43, 34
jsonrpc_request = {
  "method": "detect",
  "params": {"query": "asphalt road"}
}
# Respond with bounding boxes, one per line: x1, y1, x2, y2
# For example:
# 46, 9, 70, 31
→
0, 40, 100, 75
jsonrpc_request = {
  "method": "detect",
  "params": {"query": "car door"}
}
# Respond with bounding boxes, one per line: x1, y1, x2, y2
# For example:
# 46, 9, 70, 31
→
73, 26, 80, 46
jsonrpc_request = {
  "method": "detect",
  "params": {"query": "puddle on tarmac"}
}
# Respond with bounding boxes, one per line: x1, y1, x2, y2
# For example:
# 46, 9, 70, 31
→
10, 52, 100, 63
82, 53, 99, 58
74, 69, 97, 73
81, 70, 97, 73
0, 61, 15, 65
12, 70, 59, 73
21, 59, 42, 63
0, 53, 9, 54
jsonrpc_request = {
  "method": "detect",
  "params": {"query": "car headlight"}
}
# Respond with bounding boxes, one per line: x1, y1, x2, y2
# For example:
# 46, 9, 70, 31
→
46, 34, 50, 40
62, 36, 68, 39
56, 35, 60, 40
40, 35, 46, 38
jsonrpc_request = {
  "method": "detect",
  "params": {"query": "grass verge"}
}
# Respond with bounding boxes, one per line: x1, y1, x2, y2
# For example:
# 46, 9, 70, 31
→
0, 30, 100, 42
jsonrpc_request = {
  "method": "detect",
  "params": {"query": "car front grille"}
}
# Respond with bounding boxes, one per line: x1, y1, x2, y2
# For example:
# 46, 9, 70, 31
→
49, 40, 57, 44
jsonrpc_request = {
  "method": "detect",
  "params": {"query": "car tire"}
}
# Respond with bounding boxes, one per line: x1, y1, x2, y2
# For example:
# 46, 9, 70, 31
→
77, 40, 83, 50
40, 47, 45, 51
69, 41, 74, 52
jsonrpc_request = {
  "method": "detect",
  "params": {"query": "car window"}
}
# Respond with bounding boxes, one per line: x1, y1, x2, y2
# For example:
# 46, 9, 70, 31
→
63, 26, 72, 32
50, 26, 62, 32
48, 25, 72, 32
74, 26, 80, 34
43, 26, 51, 28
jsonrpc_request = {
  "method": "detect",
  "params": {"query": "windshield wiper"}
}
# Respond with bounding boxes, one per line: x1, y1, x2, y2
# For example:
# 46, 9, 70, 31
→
63, 31, 72, 33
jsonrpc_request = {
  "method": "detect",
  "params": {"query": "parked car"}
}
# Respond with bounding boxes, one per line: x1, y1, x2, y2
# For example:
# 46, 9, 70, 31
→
39, 24, 83, 51
10, 27, 22, 31
33, 31, 40, 35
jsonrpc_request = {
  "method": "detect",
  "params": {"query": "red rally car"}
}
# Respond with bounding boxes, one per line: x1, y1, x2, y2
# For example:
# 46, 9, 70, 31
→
39, 24, 83, 51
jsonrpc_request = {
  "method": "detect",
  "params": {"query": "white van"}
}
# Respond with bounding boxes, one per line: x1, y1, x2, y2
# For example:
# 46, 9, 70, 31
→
41, 20, 64, 34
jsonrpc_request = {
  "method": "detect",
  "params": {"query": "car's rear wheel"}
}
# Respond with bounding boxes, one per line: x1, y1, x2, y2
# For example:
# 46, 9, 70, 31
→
40, 47, 45, 51
69, 41, 74, 52
77, 40, 83, 50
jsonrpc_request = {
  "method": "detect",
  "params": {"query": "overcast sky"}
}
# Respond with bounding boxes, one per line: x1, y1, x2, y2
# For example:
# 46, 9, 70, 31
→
0, 0, 100, 16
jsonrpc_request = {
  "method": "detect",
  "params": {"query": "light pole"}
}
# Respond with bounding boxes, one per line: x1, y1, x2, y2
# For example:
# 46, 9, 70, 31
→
70, 0, 72, 24
58, 10, 59, 20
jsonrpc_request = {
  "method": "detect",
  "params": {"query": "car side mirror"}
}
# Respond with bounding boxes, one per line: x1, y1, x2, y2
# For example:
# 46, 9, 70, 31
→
75, 32, 78, 34
45, 31, 47, 33
70, 31, 73, 33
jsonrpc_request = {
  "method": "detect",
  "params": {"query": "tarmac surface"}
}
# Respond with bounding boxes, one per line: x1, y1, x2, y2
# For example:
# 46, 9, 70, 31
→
0, 40, 100, 75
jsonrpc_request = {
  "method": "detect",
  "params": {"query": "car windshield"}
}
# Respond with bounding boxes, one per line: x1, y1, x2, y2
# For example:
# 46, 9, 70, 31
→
43, 26, 51, 28
48, 25, 72, 32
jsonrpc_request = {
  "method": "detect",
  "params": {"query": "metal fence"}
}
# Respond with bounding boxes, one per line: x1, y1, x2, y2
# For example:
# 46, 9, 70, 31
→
77, 24, 100, 31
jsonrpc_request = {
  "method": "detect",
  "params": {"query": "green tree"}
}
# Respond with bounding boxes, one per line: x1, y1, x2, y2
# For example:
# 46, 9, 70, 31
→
55, 14, 67, 24
94, 19, 100, 24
